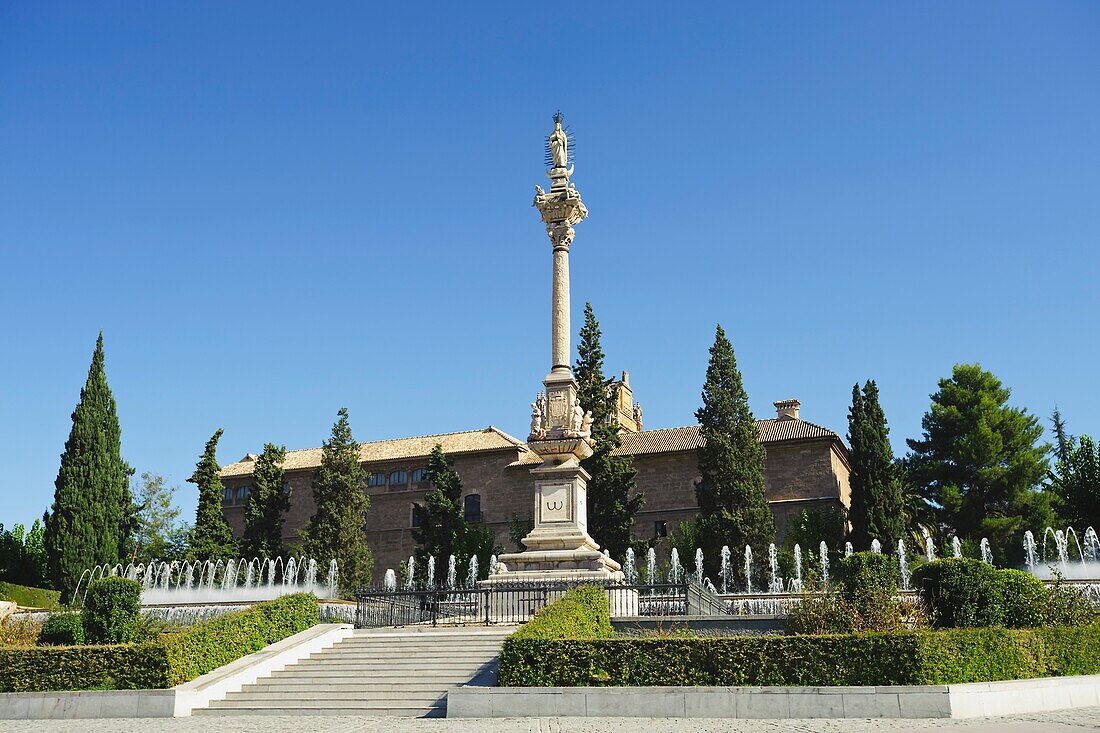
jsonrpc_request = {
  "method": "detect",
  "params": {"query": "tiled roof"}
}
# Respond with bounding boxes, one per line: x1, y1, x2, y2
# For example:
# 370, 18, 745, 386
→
220, 427, 529, 478
614, 419, 840, 457
220, 419, 842, 477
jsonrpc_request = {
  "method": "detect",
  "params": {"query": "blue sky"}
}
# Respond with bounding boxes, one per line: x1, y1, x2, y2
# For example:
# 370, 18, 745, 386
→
1, 2, 1098, 529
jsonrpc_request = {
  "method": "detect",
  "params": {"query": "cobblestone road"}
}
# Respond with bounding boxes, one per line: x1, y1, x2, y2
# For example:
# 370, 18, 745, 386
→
4, 708, 1100, 733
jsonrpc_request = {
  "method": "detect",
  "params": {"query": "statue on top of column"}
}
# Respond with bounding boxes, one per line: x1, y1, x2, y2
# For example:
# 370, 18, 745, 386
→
549, 114, 569, 169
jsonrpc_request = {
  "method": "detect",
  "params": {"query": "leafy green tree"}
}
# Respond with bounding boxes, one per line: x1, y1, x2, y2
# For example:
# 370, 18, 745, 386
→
847, 380, 905, 550
412, 444, 498, 584
186, 429, 238, 561
574, 302, 643, 561
508, 512, 533, 552
131, 472, 185, 563
44, 333, 133, 600
691, 325, 774, 581
786, 507, 845, 557
242, 443, 289, 558
300, 408, 374, 593
1048, 410, 1099, 530
0, 520, 48, 587
905, 364, 1054, 564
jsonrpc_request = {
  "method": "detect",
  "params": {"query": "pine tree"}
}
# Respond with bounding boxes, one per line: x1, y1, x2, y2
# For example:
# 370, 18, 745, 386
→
242, 443, 289, 558
300, 408, 374, 593
412, 444, 498, 584
847, 380, 905, 550
692, 325, 774, 581
574, 302, 643, 561
906, 364, 1054, 564
186, 429, 238, 561
44, 333, 132, 600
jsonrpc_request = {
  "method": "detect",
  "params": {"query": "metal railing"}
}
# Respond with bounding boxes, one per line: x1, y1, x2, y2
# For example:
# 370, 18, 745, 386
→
353, 578, 731, 628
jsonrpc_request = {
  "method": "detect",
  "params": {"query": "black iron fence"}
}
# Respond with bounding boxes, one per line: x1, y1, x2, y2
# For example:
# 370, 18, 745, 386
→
353, 579, 722, 628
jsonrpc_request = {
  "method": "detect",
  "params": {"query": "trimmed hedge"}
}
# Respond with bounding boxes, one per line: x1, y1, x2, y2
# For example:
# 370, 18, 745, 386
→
0, 592, 319, 692
912, 558, 1003, 627
498, 624, 1100, 687
510, 585, 614, 641
157, 590, 320, 685
83, 577, 142, 644
38, 613, 84, 646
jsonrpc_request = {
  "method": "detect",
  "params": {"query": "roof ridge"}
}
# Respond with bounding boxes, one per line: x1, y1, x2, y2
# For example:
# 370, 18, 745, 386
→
274, 426, 497, 457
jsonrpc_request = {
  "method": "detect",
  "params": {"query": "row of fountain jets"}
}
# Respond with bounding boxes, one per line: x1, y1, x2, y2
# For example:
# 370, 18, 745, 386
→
72, 556, 339, 606
74, 526, 1096, 605
385, 526, 1099, 596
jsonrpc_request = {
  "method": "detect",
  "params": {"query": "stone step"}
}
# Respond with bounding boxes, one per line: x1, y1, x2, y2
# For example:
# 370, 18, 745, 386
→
292, 654, 498, 664
196, 705, 445, 717
205, 698, 445, 711
240, 683, 465, 695
223, 691, 448, 703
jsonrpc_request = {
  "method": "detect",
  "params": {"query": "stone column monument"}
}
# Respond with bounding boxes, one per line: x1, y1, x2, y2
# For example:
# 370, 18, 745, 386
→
488, 114, 624, 583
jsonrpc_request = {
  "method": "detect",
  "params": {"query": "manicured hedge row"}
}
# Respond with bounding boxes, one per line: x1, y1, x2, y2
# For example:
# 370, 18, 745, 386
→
498, 623, 1100, 687
0, 643, 170, 692
158, 591, 320, 685
0, 593, 319, 692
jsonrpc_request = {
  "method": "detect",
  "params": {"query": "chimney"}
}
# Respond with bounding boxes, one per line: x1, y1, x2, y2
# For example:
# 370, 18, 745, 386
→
774, 399, 800, 420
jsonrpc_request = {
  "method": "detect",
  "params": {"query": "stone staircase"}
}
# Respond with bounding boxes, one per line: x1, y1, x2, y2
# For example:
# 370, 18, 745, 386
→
196, 625, 514, 717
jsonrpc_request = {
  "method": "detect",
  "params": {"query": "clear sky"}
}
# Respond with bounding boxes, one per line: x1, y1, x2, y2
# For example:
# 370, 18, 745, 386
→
1, 2, 1098, 529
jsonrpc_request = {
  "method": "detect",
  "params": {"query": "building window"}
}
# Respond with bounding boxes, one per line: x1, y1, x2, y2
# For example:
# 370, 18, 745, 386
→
367, 472, 386, 487
654, 521, 668, 538
236, 486, 251, 501
389, 470, 408, 487
222, 488, 233, 502
463, 494, 481, 523
281, 481, 291, 496
412, 467, 429, 483
411, 505, 422, 528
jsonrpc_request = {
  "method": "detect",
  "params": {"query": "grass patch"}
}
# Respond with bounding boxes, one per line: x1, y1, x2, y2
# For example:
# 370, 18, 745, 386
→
0, 581, 61, 610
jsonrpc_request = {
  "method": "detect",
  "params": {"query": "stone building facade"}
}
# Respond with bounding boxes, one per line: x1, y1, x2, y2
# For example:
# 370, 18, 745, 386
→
219, 398, 850, 576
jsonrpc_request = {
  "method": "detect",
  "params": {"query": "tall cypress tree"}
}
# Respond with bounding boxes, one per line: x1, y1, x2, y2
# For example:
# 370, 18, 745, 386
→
693, 325, 774, 581
300, 408, 374, 593
186, 429, 238, 561
574, 302, 643, 561
242, 443, 289, 558
44, 333, 132, 600
412, 444, 497, 583
847, 380, 905, 550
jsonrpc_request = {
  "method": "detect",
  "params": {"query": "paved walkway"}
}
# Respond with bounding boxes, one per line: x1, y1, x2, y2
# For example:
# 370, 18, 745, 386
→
4, 708, 1100, 733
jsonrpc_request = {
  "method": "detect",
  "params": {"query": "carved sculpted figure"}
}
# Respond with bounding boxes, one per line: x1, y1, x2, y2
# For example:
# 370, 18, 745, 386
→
633, 402, 643, 431
530, 399, 544, 438
570, 403, 585, 434
549, 121, 568, 169
580, 410, 594, 438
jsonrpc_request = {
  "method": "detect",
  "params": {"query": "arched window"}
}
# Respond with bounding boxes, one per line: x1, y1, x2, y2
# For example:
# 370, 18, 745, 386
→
236, 486, 251, 500
221, 488, 233, 502
389, 470, 408, 487
367, 472, 386, 487
463, 494, 481, 523
412, 467, 429, 483
281, 482, 291, 496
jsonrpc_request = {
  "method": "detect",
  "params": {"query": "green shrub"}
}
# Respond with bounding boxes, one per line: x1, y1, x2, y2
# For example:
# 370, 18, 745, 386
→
38, 613, 85, 646
1045, 577, 1096, 626
510, 585, 614, 641
0, 593, 319, 692
82, 577, 142, 644
837, 552, 899, 602
499, 623, 1100, 687
912, 558, 1003, 628
998, 569, 1046, 627
784, 593, 855, 634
